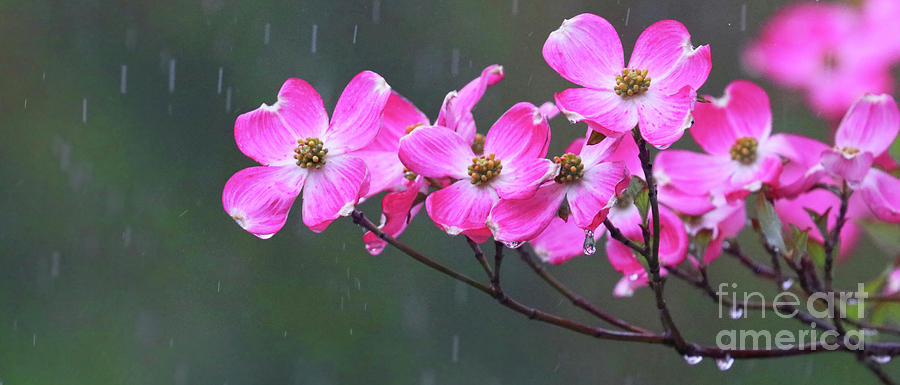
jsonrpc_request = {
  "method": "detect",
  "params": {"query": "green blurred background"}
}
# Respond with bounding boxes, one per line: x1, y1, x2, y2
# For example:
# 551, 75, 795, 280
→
2, 0, 899, 383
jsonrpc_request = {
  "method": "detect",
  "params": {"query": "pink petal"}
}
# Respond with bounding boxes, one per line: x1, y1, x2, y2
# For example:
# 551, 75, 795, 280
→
437, 65, 505, 143
398, 125, 474, 179
654, 150, 732, 197
487, 183, 566, 242
364, 91, 429, 153
637, 86, 695, 149
656, 206, 688, 266
628, 20, 711, 93
567, 162, 628, 229
774, 189, 862, 257
542, 13, 623, 89
491, 158, 558, 200
539, 101, 560, 120
323, 71, 392, 154
530, 217, 588, 264
874, 151, 899, 172
565, 136, 586, 155
578, 134, 623, 168
726, 154, 783, 196
658, 184, 715, 216
301, 155, 370, 232
606, 233, 644, 275
604, 133, 643, 179
363, 177, 427, 255
820, 148, 874, 184
835, 94, 900, 156
356, 150, 405, 198
885, 268, 900, 296
691, 81, 772, 155
767, 134, 830, 198
860, 169, 900, 223
555, 87, 638, 135
222, 166, 306, 239
234, 78, 329, 166
425, 180, 498, 236
613, 272, 651, 297
484, 102, 551, 164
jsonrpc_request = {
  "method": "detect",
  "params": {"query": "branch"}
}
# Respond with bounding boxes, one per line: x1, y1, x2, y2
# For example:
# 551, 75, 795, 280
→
603, 218, 646, 255
518, 248, 653, 334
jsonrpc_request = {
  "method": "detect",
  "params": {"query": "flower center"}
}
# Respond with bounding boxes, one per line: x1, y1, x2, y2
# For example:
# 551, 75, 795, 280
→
404, 122, 425, 135
838, 146, 861, 157
403, 167, 418, 181
468, 153, 502, 185
553, 153, 584, 183
294, 137, 328, 168
615, 68, 651, 97
729, 137, 758, 165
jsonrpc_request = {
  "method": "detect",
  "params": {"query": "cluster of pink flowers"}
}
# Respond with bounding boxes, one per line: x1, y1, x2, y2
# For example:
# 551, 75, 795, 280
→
744, 0, 900, 119
223, 11, 900, 297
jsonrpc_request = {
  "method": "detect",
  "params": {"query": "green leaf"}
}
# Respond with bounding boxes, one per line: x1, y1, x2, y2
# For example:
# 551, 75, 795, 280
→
807, 241, 825, 266
787, 224, 809, 262
635, 187, 650, 224
753, 192, 786, 253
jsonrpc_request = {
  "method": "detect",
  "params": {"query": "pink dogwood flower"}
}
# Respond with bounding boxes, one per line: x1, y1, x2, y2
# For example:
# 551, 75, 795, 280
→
487, 136, 628, 244
820, 93, 899, 184
884, 267, 900, 296
744, 2, 895, 118
357, 65, 504, 254
860, 169, 900, 223
398, 102, 556, 242
605, 203, 687, 296
766, 134, 831, 199
222, 71, 391, 238
530, 217, 593, 265
655, 81, 783, 202
543, 13, 711, 148
683, 201, 745, 264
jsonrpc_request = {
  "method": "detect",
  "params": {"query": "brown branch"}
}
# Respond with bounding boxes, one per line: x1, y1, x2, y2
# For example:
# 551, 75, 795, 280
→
603, 218, 647, 255
465, 237, 494, 280
518, 248, 653, 334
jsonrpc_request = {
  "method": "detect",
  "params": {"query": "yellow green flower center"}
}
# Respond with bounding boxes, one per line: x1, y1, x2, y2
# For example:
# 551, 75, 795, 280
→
553, 153, 584, 183
839, 146, 861, 156
615, 68, 651, 97
472, 133, 485, 155
468, 153, 502, 185
403, 167, 418, 181
294, 137, 328, 169
729, 137, 758, 165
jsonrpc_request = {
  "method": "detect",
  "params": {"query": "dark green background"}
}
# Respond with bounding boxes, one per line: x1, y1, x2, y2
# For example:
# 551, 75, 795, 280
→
2, 0, 898, 383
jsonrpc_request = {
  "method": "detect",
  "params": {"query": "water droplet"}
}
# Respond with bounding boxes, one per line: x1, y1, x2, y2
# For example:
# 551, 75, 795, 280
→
371, 0, 381, 23
352, 24, 358, 44
168, 58, 176, 93
847, 298, 858, 305
781, 278, 793, 290
263, 22, 271, 45
874, 355, 891, 364
310, 24, 318, 53
450, 48, 460, 76
683, 355, 702, 365
716, 355, 734, 371
864, 328, 879, 336
624, 7, 631, 26
451, 334, 459, 362
722, 241, 731, 249
511, 0, 519, 15
503, 241, 523, 249
82, 98, 87, 123
740, 3, 748, 32
583, 230, 596, 255
217, 67, 223, 94
729, 307, 743, 319
120, 65, 127, 94
628, 273, 639, 281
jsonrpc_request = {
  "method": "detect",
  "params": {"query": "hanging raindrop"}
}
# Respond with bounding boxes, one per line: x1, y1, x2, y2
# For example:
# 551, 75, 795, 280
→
583, 230, 596, 255
683, 355, 703, 365
780, 278, 793, 290
503, 241, 523, 249
729, 306, 744, 319
716, 355, 734, 371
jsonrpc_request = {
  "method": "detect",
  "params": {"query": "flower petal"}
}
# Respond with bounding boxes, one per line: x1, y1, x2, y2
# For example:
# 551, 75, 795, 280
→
860, 169, 900, 223
356, 150, 405, 198
484, 102, 551, 164
542, 13, 624, 89
820, 148, 874, 184
365, 91, 429, 153
606, 234, 644, 275
657, 206, 688, 266
491, 158, 558, 200
691, 81, 772, 155
628, 20, 711, 93
530, 217, 589, 265
222, 166, 305, 238
555, 88, 639, 135
487, 182, 566, 242
363, 177, 427, 255
658, 184, 715, 216
398, 125, 474, 179
437, 65, 505, 144
835, 94, 900, 156
235, 78, 329, 166
655, 150, 733, 197
567, 162, 628, 229
323, 71, 392, 154
301, 155, 370, 232
425, 181, 498, 235
637, 86, 695, 149
774, 189, 862, 258
767, 134, 830, 198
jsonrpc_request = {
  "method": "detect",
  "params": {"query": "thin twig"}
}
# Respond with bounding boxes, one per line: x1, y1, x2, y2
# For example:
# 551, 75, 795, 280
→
466, 237, 494, 280
518, 248, 653, 334
603, 218, 646, 255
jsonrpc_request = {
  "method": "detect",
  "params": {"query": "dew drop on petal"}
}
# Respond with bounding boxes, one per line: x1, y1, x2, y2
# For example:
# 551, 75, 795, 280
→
716, 355, 734, 371
873, 355, 892, 364
683, 355, 703, 365
729, 306, 743, 319
583, 230, 596, 255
